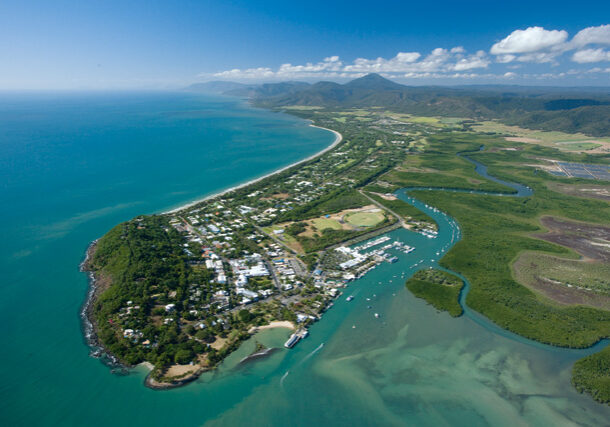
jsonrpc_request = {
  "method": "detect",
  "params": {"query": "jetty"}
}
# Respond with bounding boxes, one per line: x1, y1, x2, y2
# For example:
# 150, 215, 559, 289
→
284, 329, 309, 349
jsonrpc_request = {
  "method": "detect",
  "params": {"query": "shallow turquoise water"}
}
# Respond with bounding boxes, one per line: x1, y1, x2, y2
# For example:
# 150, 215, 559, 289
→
0, 93, 608, 426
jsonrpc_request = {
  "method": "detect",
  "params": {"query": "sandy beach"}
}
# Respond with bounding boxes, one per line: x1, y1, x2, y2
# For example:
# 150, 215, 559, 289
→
248, 320, 296, 334
164, 124, 342, 214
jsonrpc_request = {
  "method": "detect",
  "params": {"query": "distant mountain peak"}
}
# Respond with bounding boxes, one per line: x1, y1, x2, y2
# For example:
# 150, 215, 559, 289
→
345, 73, 405, 90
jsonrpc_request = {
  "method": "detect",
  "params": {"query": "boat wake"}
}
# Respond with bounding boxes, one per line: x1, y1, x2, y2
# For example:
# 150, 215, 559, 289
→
300, 343, 324, 364
280, 370, 289, 388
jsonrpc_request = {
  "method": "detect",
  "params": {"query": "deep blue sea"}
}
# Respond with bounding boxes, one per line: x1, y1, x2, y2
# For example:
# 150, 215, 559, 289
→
0, 92, 608, 426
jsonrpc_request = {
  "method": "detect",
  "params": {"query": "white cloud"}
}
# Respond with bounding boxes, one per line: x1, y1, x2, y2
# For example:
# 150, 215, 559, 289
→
516, 51, 561, 63
491, 24, 610, 64
571, 24, 610, 47
496, 54, 516, 63
208, 24, 610, 82
343, 51, 422, 73
214, 47, 493, 80
277, 56, 343, 75
490, 26, 568, 54
213, 67, 275, 79
572, 48, 610, 63
451, 51, 490, 71
402, 72, 482, 79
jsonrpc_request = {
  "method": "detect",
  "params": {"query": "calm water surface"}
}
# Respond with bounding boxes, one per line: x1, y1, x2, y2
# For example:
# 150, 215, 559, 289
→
0, 92, 607, 426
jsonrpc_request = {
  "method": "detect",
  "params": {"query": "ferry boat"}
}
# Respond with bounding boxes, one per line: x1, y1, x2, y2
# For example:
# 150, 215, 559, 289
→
284, 333, 300, 348
284, 329, 309, 348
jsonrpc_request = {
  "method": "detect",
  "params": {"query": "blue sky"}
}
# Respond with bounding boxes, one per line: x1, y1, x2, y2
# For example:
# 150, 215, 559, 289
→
1, 0, 609, 89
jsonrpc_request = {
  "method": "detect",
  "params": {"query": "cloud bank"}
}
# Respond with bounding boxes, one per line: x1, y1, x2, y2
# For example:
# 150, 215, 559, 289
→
206, 24, 610, 81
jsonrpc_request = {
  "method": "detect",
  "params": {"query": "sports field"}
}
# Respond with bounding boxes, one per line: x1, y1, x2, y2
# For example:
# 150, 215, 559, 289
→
345, 211, 385, 227
311, 217, 344, 230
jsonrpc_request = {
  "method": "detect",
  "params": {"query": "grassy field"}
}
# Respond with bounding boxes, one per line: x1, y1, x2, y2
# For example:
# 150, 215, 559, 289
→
514, 252, 610, 296
262, 224, 302, 252
310, 217, 343, 231
383, 134, 519, 194
363, 191, 435, 227
557, 142, 602, 151
405, 269, 464, 317
282, 106, 323, 110
473, 120, 610, 146
344, 211, 385, 227
337, 109, 373, 116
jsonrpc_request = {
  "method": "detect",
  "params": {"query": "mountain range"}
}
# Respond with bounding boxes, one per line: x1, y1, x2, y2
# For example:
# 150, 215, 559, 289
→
186, 74, 610, 137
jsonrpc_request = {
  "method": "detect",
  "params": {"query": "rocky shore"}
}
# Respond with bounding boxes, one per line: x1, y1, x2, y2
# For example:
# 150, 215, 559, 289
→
79, 240, 121, 367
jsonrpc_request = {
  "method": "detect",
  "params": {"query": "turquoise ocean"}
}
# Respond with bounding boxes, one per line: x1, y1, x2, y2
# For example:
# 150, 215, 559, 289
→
0, 92, 608, 426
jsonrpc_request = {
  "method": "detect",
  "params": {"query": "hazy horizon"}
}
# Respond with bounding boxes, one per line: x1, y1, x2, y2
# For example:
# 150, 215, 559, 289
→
1, 1, 609, 90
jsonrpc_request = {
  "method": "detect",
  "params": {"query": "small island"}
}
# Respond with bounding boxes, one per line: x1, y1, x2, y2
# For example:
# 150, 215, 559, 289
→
406, 268, 464, 317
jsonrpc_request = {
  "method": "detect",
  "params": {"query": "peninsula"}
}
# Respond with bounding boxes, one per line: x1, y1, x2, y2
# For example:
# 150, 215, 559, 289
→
84, 74, 610, 402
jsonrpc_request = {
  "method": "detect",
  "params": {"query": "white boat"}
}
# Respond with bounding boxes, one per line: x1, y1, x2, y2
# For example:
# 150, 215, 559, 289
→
374, 313, 380, 318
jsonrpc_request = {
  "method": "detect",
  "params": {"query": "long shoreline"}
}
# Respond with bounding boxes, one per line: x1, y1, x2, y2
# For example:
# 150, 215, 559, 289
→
164, 124, 342, 214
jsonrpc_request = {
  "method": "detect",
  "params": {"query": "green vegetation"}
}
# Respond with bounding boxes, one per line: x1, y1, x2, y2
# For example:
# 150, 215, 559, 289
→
560, 142, 601, 151
505, 106, 610, 137
310, 217, 343, 230
89, 216, 211, 368
514, 252, 610, 298
364, 191, 435, 227
395, 134, 610, 348
406, 269, 464, 317
279, 189, 369, 222
87, 93, 610, 398
344, 211, 385, 227
299, 224, 389, 253
572, 346, 610, 404
251, 73, 610, 137
382, 134, 518, 194
472, 121, 610, 148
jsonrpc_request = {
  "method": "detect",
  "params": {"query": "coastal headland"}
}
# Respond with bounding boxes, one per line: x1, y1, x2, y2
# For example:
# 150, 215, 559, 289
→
82, 101, 609, 402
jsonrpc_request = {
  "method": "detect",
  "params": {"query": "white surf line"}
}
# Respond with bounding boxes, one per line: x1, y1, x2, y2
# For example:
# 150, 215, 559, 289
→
163, 124, 342, 214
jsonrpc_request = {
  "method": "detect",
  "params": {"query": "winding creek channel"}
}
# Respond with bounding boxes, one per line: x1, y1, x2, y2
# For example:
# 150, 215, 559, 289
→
395, 149, 608, 356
